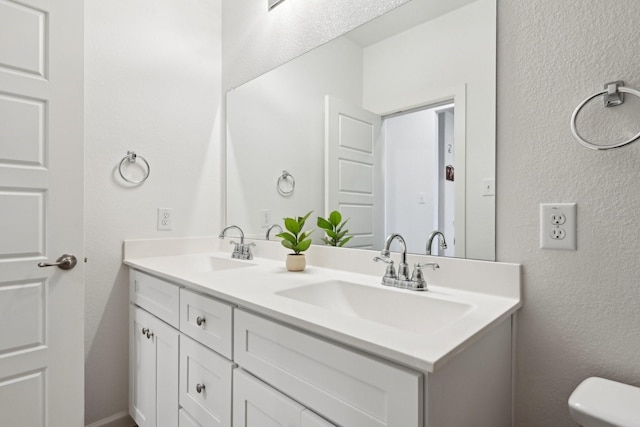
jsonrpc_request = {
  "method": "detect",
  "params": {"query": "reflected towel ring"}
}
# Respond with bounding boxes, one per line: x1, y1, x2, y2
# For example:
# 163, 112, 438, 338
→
277, 170, 295, 196
570, 81, 640, 151
118, 151, 150, 184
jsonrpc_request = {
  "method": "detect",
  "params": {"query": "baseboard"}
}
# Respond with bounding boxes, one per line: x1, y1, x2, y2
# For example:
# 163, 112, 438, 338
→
85, 411, 136, 427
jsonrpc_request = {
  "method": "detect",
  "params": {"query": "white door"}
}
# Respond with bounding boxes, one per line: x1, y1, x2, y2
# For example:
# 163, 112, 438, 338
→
0, 1, 84, 426
325, 96, 382, 249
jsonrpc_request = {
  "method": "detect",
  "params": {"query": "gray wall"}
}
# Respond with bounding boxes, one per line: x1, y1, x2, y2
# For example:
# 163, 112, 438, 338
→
223, 0, 640, 426
497, 1, 640, 425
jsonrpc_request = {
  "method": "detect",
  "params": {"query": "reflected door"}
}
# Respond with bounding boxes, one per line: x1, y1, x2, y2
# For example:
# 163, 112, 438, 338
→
325, 96, 382, 249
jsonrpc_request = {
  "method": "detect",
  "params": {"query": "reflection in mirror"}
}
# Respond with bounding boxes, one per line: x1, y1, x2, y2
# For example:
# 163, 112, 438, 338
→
226, 0, 496, 260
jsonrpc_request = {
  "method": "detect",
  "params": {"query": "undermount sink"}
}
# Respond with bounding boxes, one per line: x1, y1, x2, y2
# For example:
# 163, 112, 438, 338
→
276, 280, 473, 335
155, 254, 256, 273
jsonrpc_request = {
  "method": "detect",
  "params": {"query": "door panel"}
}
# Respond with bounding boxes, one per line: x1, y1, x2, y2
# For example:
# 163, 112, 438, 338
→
0, 0, 84, 425
325, 96, 382, 249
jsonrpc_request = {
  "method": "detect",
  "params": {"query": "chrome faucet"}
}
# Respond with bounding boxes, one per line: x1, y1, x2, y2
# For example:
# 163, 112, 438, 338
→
219, 225, 254, 260
381, 233, 410, 281
374, 233, 439, 291
426, 231, 448, 255
265, 224, 283, 240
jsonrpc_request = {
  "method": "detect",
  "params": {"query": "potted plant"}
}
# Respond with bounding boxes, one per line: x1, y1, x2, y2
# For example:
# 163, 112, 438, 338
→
277, 211, 313, 271
317, 210, 353, 247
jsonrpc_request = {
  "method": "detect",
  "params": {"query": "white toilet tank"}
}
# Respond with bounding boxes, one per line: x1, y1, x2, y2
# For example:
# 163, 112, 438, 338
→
568, 377, 640, 427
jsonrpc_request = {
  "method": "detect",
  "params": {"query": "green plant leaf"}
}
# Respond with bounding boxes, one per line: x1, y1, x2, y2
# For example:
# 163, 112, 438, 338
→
338, 236, 353, 247
277, 232, 296, 244
281, 240, 294, 250
336, 218, 349, 233
284, 217, 300, 235
336, 230, 348, 240
317, 217, 333, 230
326, 230, 338, 240
298, 211, 313, 228
329, 210, 342, 226
296, 238, 312, 252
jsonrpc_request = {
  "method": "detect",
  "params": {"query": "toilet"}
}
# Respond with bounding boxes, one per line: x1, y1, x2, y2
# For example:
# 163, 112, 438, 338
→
568, 377, 640, 426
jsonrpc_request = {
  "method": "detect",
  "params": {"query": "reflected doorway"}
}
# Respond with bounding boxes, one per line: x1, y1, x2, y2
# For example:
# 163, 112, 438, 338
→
382, 102, 455, 255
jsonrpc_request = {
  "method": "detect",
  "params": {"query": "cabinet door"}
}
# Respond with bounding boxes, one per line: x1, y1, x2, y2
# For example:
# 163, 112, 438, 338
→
301, 411, 336, 427
233, 369, 304, 427
180, 334, 234, 427
130, 305, 179, 427
130, 306, 157, 427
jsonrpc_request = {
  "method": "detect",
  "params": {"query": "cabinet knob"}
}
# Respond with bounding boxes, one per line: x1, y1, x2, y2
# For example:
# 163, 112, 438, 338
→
146, 330, 154, 339
196, 383, 206, 393
141, 327, 149, 336
196, 316, 206, 326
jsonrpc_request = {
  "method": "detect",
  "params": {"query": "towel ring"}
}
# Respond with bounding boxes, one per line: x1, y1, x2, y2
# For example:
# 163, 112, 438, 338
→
277, 170, 295, 196
118, 151, 150, 184
570, 81, 640, 151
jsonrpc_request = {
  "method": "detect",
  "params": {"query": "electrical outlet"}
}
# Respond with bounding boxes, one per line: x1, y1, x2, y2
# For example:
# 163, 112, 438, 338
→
157, 208, 172, 231
260, 209, 271, 228
540, 203, 576, 250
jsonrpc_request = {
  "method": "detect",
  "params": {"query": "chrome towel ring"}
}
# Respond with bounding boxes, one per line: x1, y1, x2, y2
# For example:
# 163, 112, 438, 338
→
277, 170, 295, 196
118, 151, 150, 184
570, 81, 640, 151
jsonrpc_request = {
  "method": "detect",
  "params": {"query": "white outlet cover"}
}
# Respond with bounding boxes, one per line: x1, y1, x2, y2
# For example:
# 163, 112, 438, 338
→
157, 207, 172, 231
540, 203, 576, 250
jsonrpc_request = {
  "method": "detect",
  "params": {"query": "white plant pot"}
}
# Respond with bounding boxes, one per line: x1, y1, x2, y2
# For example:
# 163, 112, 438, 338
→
286, 254, 306, 272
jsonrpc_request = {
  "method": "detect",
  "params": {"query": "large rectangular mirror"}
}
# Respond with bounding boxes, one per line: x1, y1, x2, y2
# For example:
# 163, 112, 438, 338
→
226, 0, 496, 260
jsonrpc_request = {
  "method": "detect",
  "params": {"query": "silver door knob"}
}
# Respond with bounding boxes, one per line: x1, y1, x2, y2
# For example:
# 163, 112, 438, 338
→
38, 254, 77, 270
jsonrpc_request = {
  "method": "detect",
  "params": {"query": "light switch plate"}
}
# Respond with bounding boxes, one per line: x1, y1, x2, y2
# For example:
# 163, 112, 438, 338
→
540, 203, 576, 250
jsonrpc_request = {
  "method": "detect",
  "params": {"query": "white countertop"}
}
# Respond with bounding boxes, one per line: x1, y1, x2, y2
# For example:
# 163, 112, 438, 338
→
124, 241, 521, 373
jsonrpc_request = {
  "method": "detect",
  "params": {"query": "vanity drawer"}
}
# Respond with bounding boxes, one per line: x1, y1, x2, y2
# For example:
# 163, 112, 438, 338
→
179, 288, 233, 359
179, 408, 202, 427
180, 334, 234, 427
130, 270, 180, 328
234, 310, 423, 427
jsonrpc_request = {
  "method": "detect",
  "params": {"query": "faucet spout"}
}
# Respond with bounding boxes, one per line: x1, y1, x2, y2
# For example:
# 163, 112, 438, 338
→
381, 233, 409, 280
219, 225, 245, 245
382, 233, 407, 265
426, 231, 448, 255
265, 224, 283, 240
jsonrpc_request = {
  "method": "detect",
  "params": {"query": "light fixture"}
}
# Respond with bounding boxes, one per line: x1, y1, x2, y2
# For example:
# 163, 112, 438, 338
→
268, 0, 286, 10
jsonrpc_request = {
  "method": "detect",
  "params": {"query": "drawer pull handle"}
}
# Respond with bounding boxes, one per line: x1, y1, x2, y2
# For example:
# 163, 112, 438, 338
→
196, 316, 206, 326
196, 383, 206, 393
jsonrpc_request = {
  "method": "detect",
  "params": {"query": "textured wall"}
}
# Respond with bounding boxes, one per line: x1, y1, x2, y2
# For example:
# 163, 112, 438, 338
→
497, 1, 640, 425
84, 1, 222, 424
224, 0, 640, 426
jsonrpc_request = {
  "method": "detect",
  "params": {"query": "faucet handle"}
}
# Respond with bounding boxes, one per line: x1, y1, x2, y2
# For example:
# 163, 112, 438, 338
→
415, 262, 439, 271
374, 256, 397, 282
410, 262, 439, 291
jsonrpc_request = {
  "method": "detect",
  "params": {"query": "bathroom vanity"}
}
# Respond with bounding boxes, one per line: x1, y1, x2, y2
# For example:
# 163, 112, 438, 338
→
124, 238, 520, 427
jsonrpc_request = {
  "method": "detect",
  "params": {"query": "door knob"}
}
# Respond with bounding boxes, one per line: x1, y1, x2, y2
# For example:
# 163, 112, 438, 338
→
37, 254, 77, 270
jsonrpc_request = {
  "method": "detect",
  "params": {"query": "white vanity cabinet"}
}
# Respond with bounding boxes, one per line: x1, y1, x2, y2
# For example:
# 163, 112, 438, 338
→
234, 309, 423, 427
233, 369, 336, 427
129, 296, 179, 427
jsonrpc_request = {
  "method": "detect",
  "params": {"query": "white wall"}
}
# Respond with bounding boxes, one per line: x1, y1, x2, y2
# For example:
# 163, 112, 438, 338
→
383, 110, 438, 254
362, 0, 496, 261
223, 0, 640, 426
84, 1, 221, 424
